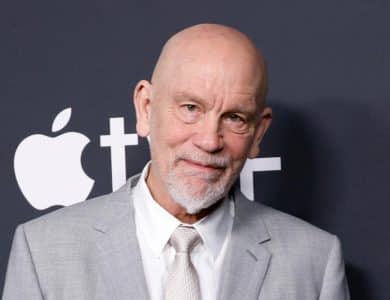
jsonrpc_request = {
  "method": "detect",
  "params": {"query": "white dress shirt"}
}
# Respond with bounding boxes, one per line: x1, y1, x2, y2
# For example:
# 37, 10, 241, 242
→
132, 163, 234, 300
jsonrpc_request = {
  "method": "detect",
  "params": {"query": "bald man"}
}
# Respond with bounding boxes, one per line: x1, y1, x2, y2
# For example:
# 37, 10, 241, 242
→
2, 24, 350, 300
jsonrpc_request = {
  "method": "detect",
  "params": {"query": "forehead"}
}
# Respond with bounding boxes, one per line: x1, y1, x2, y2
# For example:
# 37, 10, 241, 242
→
153, 34, 265, 110
164, 59, 261, 106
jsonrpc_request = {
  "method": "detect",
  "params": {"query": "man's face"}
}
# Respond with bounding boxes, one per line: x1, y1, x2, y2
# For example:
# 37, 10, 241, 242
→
135, 43, 270, 214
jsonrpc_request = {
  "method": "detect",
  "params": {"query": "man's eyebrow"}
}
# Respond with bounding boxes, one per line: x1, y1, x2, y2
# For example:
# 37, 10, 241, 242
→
172, 91, 259, 114
172, 91, 204, 102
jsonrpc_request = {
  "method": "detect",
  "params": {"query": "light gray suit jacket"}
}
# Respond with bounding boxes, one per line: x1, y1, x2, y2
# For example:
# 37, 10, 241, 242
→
2, 174, 350, 300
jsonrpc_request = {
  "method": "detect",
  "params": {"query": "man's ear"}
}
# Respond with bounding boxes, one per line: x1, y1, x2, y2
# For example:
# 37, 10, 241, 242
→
133, 80, 153, 137
248, 107, 272, 158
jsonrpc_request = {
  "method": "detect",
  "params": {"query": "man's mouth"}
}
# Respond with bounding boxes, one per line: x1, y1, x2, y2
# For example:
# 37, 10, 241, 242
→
181, 159, 226, 172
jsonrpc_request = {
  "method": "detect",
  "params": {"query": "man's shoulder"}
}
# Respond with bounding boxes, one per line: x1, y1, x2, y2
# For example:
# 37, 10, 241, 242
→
20, 177, 136, 242
235, 193, 336, 245
261, 203, 332, 237
23, 192, 116, 228
236, 196, 340, 271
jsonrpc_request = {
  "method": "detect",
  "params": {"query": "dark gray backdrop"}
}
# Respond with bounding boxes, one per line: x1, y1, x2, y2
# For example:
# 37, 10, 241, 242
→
1, 0, 389, 299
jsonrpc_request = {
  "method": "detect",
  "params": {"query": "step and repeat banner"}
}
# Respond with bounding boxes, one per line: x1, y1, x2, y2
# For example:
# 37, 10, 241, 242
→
1, 0, 389, 299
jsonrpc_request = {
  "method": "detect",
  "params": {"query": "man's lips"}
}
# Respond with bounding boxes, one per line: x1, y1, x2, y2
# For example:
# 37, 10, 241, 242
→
182, 159, 226, 172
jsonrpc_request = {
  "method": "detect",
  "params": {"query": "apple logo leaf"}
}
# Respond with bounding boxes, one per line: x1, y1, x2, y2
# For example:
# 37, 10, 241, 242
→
52, 107, 72, 133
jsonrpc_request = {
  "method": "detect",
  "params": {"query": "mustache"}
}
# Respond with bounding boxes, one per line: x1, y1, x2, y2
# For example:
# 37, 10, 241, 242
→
175, 152, 231, 168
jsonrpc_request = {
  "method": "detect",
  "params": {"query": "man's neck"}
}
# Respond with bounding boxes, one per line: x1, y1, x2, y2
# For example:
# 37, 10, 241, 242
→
159, 199, 223, 224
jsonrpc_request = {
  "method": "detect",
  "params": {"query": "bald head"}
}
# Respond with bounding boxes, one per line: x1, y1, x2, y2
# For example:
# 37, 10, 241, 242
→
151, 24, 267, 106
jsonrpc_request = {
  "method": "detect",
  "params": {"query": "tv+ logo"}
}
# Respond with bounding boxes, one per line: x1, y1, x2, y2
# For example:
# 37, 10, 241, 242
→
14, 108, 281, 210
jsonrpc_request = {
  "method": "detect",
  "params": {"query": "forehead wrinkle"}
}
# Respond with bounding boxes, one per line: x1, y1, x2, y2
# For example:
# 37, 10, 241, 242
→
171, 70, 259, 99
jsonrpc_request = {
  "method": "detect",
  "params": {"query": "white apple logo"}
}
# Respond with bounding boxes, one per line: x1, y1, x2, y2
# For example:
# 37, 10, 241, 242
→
14, 108, 95, 210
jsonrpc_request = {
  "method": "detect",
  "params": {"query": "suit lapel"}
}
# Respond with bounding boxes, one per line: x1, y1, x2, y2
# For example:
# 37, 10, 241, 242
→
91, 176, 150, 300
218, 189, 272, 300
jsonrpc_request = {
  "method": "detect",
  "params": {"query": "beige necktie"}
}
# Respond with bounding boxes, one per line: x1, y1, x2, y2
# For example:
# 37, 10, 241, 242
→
165, 225, 201, 300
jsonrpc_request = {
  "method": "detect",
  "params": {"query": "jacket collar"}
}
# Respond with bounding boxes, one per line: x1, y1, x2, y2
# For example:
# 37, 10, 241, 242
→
91, 174, 150, 300
217, 187, 272, 300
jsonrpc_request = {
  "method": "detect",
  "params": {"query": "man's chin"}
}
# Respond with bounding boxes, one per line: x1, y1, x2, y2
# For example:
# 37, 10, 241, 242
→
168, 186, 226, 214
165, 170, 229, 214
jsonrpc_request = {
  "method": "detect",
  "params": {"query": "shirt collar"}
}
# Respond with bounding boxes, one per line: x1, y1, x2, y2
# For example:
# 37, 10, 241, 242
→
132, 162, 234, 261
192, 196, 233, 260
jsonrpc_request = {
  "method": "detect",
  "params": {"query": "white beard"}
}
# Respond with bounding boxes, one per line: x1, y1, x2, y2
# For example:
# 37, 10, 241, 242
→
164, 159, 234, 214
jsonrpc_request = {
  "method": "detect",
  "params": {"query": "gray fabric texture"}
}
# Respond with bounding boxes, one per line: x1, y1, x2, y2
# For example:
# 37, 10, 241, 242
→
2, 174, 350, 300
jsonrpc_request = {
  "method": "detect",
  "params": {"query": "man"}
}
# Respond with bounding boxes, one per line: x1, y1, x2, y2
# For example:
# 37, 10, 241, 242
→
2, 24, 350, 300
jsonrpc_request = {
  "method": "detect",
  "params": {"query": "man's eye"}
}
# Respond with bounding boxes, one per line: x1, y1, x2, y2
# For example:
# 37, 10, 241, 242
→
177, 104, 201, 123
224, 113, 249, 133
228, 113, 244, 122
184, 104, 197, 112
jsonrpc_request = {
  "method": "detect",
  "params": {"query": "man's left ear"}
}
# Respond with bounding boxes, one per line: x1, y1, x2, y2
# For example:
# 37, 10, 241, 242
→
248, 107, 272, 158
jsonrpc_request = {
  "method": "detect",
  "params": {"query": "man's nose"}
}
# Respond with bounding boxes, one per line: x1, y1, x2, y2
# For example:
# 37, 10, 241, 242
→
192, 117, 224, 153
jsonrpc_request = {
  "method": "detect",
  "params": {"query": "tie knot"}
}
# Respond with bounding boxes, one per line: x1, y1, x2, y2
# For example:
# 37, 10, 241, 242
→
169, 226, 201, 253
